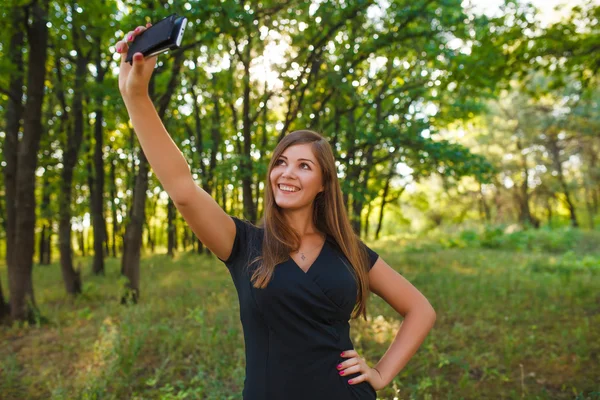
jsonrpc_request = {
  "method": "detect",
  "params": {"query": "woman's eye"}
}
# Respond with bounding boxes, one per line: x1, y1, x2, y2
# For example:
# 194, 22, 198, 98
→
275, 159, 310, 170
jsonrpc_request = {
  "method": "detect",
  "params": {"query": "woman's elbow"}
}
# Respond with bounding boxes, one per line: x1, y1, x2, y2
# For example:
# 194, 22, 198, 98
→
415, 300, 436, 327
426, 302, 437, 326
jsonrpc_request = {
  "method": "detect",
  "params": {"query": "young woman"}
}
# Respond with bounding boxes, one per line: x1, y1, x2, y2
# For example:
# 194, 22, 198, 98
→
116, 23, 436, 400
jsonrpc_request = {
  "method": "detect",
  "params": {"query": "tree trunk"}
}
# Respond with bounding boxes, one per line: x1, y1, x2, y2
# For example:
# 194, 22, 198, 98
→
375, 167, 393, 241
173, 216, 179, 252
515, 137, 537, 227
0, 184, 6, 316
10, 0, 49, 321
240, 41, 257, 223
584, 145, 597, 228
0, 282, 7, 321
146, 221, 154, 253
103, 219, 110, 256
547, 134, 579, 227
91, 43, 107, 274
257, 92, 269, 219
546, 196, 554, 227
346, 118, 361, 234
58, 180, 82, 294
585, 187, 595, 229
376, 160, 405, 240
38, 224, 45, 265
183, 228, 189, 251
79, 230, 86, 257
2, 3, 26, 321
167, 198, 176, 257
363, 202, 372, 240
199, 83, 224, 255
221, 175, 228, 214
586, 140, 599, 215
110, 156, 119, 257
356, 138, 376, 238
0, 197, 5, 257
38, 170, 52, 265
58, 19, 88, 295
120, 148, 148, 304
351, 195, 363, 236
479, 182, 491, 223
45, 224, 52, 264
147, 195, 157, 253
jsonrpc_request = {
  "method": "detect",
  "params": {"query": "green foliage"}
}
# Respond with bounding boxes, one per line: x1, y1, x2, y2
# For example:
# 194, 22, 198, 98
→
400, 225, 600, 256
479, 225, 506, 249
480, 227, 582, 253
528, 1, 600, 89
528, 251, 600, 277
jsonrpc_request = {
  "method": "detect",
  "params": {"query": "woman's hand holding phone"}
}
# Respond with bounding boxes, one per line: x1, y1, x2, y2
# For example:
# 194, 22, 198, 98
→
115, 22, 157, 101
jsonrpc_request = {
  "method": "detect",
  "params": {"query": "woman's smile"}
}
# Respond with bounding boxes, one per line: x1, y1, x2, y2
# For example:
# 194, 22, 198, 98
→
278, 184, 301, 194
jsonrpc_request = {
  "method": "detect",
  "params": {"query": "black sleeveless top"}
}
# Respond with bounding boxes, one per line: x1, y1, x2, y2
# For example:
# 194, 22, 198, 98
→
218, 216, 380, 400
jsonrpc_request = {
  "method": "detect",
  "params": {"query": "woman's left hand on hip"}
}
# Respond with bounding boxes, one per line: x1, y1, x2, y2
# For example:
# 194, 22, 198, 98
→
337, 349, 385, 390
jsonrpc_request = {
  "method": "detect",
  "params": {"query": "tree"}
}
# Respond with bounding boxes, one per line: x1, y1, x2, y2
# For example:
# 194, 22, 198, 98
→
8, 0, 50, 321
1, 3, 26, 320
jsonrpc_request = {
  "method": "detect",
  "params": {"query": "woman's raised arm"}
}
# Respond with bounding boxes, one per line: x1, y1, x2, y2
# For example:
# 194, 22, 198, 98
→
115, 23, 236, 261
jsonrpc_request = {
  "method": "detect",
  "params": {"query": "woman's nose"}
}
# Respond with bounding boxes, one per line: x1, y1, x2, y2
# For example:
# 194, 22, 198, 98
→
281, 170, 294, 179
281, 165, 296, 178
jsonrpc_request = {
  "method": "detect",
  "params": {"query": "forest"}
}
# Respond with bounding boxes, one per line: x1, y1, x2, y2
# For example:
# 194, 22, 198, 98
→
0, 0, 598, 399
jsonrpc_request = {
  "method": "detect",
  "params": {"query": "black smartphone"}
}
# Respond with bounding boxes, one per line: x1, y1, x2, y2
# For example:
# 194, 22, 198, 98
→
126, 14, 187, 64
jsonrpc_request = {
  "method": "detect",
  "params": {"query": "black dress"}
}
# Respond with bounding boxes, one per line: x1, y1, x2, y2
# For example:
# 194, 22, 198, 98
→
218, 216, 380, 400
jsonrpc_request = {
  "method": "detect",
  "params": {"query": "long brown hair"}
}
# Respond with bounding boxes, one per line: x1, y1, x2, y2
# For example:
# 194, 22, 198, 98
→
249, 130, 373, 320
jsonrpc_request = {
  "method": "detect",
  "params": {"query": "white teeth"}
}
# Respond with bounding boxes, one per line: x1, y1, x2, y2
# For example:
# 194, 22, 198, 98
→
279, 184, 299, 192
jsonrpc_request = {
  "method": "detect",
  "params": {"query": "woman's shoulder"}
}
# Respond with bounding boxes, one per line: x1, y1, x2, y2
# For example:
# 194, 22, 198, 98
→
231, 215, 263, 231
230, 216, 264, 244
218, 216, 263, 266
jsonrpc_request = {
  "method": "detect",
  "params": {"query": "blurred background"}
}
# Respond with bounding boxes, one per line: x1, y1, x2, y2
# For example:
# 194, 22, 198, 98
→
0, 0, 598, 399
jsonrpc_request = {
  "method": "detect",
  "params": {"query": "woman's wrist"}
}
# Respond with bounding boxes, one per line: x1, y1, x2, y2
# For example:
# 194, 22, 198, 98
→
123, 93, 152, 109
372, 364, 392, 387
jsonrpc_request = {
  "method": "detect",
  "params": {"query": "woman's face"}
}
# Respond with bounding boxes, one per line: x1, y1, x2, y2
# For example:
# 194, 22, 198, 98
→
270, 143, 324, 210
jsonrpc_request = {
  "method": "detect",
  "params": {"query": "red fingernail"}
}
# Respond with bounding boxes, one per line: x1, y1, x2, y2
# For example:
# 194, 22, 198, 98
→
337, 364, 342, 369
134, 27, 140, 33
340, 352, 344, 356
127, 34, 132, 41
348, 379, 353, 384
339, 371, 344, 375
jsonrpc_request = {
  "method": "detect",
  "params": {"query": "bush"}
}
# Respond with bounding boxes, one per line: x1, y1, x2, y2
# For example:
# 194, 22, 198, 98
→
477, 226, 581, 253
525, 228, 579, 253
401, 224, 596, 256
480, 226, 506, 249
528, 251, 600, 277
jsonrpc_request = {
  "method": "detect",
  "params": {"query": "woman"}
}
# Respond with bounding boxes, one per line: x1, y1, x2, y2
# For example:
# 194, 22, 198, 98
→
116, 23, 436, 400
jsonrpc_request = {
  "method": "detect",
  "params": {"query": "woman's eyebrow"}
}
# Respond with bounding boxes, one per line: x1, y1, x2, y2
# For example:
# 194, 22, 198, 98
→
279, 155, 315, 165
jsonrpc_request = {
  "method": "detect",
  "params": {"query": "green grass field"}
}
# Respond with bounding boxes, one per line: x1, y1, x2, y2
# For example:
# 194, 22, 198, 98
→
1, 230, 599, 399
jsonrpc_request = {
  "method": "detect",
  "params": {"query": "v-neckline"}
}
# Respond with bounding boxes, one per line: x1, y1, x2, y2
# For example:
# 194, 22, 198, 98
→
290, 236, 328, 275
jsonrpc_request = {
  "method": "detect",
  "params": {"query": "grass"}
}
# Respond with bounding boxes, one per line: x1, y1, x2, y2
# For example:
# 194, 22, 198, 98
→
1, 232, 599, 399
